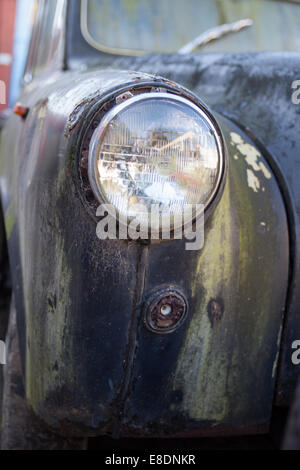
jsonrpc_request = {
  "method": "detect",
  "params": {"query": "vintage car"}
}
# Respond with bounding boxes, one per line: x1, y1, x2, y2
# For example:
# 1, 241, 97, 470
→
0, 0, 300, 450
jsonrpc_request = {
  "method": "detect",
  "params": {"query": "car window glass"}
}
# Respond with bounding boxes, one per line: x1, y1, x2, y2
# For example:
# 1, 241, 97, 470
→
81, 0, 300, 55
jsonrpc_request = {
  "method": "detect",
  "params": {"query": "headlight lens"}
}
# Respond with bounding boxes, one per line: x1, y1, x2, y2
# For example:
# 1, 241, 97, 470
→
88, 92, 224, 230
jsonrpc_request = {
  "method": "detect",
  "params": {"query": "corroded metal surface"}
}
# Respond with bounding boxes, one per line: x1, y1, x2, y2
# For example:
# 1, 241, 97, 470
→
101, 50, 300, 406
1, 299, 87, 449
0, 66, 289, 435
120, 119, 289, 437
143, 288, 188, 334
0, 0, 297, 437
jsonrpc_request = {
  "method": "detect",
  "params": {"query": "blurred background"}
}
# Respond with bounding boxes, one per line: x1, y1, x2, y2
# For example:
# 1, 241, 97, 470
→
1, 0, 300, 114
0, 0, 16, 113
0, 0, 34, 113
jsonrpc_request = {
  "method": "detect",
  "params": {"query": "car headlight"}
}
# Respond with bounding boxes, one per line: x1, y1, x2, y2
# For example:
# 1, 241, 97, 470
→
88, 92, 224, 232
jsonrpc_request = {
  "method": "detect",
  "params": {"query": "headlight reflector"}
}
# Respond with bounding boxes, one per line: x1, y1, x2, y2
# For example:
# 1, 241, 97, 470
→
88, 92, 224, 230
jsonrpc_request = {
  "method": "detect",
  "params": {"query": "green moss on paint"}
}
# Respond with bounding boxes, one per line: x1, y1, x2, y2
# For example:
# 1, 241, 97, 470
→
171, 124, 286, 426
25, 166, 75, 411
4, 202, 16, 239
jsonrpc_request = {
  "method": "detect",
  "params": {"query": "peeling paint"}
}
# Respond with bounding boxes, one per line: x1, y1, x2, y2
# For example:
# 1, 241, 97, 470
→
259, 162, 272, 179
230, 132, 272, 193
247, 168, 260, 192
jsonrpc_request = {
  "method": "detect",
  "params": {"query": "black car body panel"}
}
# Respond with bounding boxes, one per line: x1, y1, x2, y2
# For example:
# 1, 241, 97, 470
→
0, 0, 298, 437
111, 51, 300, 406
0, 68, 289, 435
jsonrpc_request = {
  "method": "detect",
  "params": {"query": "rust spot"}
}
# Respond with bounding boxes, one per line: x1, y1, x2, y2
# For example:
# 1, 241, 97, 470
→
151, 295, 185, 329
80, 150, 89, 169
144, 289, 188, 334
162, 78, 178, 88
208, 298, 224, 327
65, 97, 97, 138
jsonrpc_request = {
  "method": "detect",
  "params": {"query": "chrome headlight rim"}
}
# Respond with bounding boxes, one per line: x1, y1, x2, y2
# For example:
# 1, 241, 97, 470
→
76, 82, 227, 232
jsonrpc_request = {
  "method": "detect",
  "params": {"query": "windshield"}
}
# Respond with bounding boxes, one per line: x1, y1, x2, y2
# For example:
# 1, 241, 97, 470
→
81, 0, 300, 56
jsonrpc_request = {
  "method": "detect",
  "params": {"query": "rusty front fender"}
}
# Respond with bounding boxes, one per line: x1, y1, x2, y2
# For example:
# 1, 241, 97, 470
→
0, 70, 289, 436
